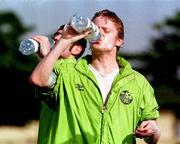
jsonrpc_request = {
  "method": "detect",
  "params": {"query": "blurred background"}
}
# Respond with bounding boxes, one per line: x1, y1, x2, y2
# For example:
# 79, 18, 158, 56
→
0, 0, 179, 143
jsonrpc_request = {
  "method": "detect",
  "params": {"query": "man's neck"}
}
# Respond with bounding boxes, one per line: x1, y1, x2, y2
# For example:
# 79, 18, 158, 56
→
90, 53, 119, 76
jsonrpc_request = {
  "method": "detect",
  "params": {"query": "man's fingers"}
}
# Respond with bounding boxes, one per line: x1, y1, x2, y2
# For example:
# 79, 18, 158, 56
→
71, 29, 91, 42
62, 24, 92, 41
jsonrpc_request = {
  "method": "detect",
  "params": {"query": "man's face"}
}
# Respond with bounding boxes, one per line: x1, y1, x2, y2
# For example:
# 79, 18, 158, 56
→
91, 16, 120, 53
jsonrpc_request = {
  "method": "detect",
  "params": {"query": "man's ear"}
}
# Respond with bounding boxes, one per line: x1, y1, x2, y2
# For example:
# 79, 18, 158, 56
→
116, 38, 124, 47
71, 45, 82, 55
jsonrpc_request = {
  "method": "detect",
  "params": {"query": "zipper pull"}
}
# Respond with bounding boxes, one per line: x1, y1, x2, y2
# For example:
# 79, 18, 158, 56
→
101, 106, 107, 113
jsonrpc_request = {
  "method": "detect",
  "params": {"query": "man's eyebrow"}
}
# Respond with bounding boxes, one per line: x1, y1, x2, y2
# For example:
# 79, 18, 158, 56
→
100, 26, 111, 31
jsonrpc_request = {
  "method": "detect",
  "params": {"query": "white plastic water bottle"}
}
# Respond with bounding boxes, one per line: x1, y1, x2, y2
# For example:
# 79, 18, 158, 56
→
70, 13, 101, 42
19, 38, 54, 55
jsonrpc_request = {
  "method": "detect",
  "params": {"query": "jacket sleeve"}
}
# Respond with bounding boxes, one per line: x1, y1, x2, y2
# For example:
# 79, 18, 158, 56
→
139, 79, 160, 122
35, 85, 57, 110
35, 60, 62, 110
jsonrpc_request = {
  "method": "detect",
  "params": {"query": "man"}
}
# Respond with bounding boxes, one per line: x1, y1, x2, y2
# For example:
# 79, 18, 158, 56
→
30, 9, 160, 144
30, 25, 87, 143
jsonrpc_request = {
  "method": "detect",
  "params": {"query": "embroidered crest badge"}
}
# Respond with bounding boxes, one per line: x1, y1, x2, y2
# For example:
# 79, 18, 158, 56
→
120, 90, 133, 104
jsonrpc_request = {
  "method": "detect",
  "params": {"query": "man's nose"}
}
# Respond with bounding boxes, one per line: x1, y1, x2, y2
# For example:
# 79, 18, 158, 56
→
98, 27, 104, 38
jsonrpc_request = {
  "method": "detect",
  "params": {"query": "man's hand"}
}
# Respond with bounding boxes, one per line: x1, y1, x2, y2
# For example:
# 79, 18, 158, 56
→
135, 120, 160, 144
32, 35, 51, 58
54, 24, 91, 54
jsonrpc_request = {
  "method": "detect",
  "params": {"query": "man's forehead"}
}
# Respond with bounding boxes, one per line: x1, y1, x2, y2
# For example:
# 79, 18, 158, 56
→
93, 16, 115, 30
93, 16, 113, 25
94, 16, 107, 22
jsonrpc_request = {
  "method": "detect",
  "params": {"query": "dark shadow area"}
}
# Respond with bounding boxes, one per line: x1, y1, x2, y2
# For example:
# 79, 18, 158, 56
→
0, 68, 40, 126
0, 11, 40, 126
159, 103, 180, 118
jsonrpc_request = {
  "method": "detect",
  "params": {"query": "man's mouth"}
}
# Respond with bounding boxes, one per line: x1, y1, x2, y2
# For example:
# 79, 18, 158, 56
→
90, 39, 101, 44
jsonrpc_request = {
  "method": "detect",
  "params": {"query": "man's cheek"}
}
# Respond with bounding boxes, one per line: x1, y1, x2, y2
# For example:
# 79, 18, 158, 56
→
104, 36, 113, 49
61, 50, 71, 58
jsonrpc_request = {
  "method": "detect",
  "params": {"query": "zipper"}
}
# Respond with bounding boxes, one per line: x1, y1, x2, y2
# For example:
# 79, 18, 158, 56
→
100, 106, 107, 144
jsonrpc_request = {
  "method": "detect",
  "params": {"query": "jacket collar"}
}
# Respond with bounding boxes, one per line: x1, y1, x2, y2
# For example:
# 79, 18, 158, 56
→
75, 55, 133, 77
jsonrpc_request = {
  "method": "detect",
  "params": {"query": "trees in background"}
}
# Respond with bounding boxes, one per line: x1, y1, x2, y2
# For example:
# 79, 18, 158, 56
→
123, 11, 180, 117
0, 11, 40, 125
0, 11, 38, 71
0, 10, 179, 125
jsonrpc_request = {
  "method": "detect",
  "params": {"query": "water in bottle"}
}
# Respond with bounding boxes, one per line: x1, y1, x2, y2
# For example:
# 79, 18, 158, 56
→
70, 13, 101, 42
19, 37, 54, 55
19, 39, 39, 55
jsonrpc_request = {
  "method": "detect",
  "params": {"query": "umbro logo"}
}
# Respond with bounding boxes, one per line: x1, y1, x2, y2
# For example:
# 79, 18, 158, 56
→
75, 84, 84, 91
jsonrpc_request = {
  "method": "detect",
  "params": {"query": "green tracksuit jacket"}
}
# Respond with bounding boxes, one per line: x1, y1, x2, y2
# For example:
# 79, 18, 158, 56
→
37, 55, 159, 144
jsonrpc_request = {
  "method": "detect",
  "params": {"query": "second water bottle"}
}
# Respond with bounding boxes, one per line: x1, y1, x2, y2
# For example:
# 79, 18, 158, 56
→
70, 13, 101, 42
19, 37, 54, 55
